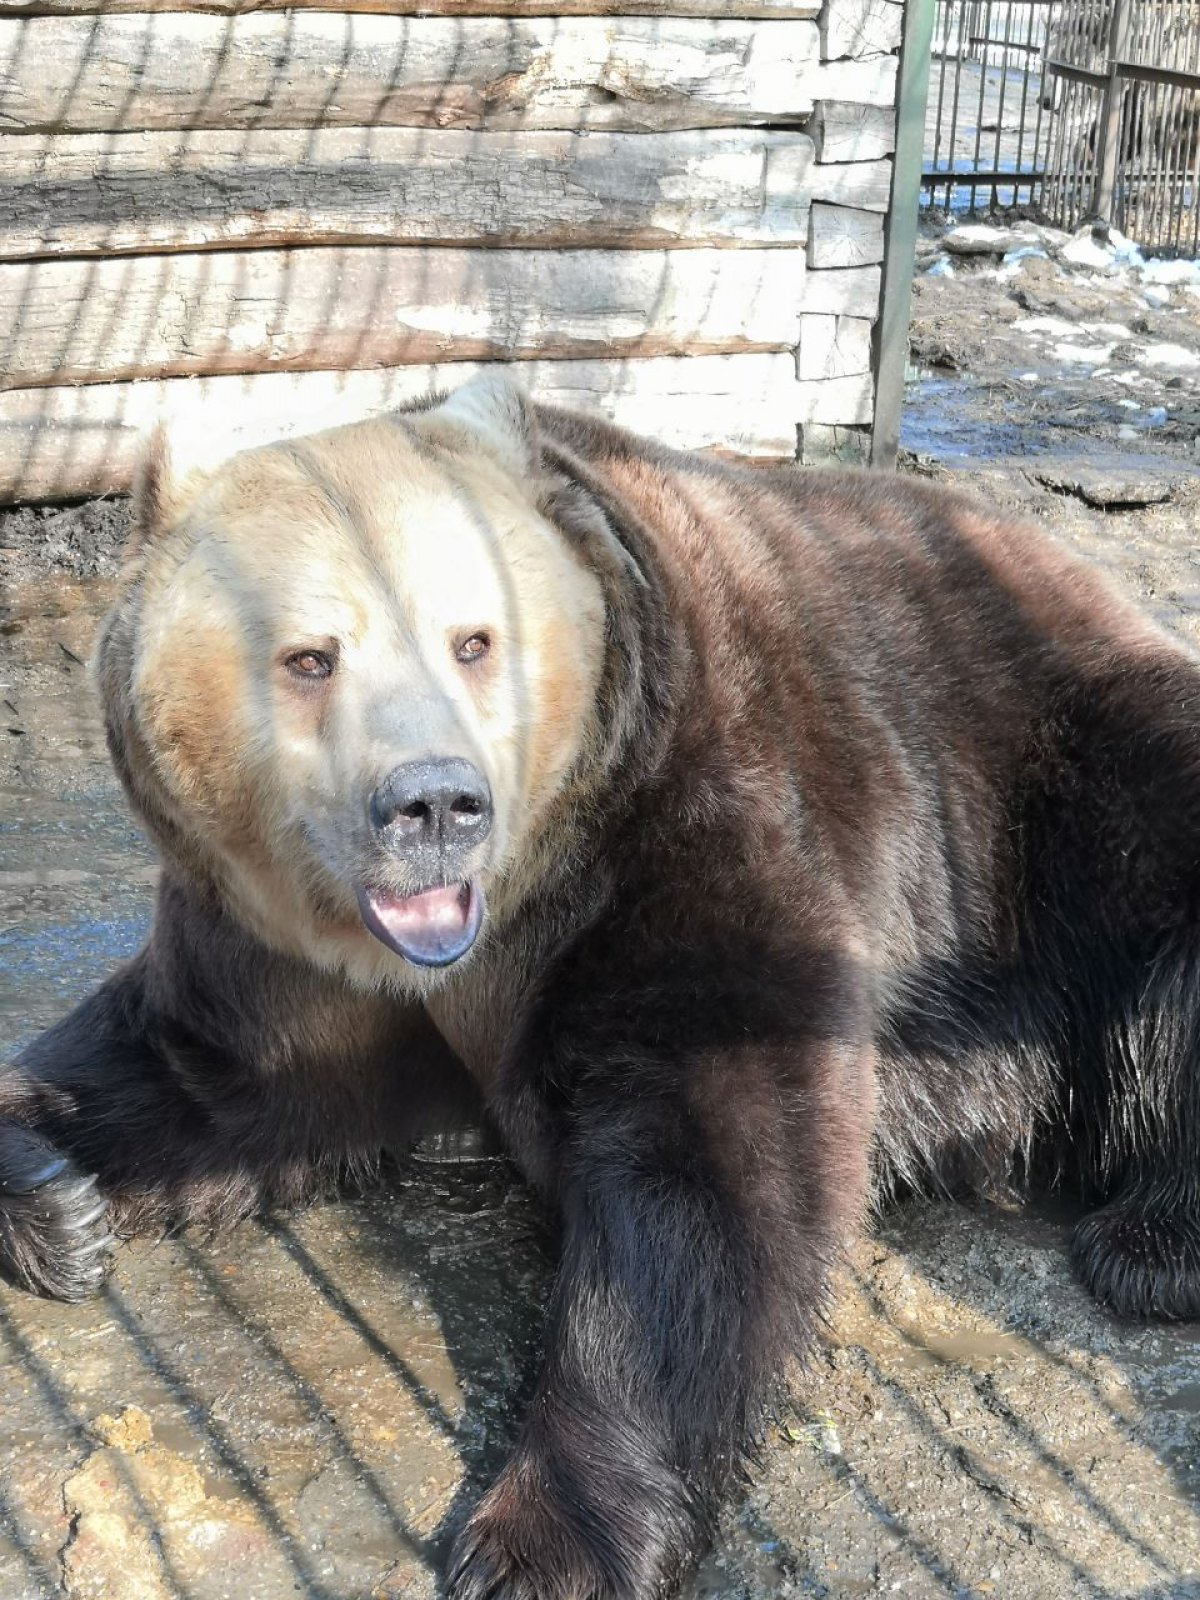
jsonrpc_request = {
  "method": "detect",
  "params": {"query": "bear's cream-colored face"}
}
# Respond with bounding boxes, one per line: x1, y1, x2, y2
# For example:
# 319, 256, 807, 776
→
121, 383, 607, 990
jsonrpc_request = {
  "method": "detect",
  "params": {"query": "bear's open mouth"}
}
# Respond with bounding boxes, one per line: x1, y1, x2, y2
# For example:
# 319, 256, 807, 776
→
356, 880, 484, 968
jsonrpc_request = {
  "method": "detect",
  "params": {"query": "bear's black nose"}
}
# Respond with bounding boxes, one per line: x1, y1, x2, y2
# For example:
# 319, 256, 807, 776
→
370, 757, 493, 869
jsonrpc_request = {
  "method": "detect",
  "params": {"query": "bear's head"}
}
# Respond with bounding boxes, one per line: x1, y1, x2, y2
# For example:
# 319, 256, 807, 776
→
97, 376, 633, 990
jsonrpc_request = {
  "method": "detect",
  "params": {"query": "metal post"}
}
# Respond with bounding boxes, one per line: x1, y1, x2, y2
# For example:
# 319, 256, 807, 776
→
1091, 0, 1134, 221
871, 0, 936, 470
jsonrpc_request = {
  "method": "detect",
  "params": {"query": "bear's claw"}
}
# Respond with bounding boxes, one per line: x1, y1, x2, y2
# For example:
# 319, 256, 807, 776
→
0, 1123, 114, 1303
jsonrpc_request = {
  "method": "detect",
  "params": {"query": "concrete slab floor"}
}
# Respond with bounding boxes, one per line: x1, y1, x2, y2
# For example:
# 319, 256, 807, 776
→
1, 525, 1199, 1600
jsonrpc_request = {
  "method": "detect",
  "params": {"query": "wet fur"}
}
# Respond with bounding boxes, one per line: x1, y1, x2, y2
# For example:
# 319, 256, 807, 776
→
4, 387, 1200, 1599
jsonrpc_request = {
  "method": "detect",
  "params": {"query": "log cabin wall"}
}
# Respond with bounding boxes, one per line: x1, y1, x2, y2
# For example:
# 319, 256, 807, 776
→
0, 0, 903, 502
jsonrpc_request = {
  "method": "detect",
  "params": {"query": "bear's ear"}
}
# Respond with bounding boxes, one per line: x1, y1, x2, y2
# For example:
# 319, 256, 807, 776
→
131, 421, 247, 551
131, 407, 309, 551
131, 425, 204, 552
428, 372, 538, 474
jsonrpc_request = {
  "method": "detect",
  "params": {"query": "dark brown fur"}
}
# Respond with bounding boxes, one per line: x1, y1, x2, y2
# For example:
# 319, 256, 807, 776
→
4, 391, 1200, 1600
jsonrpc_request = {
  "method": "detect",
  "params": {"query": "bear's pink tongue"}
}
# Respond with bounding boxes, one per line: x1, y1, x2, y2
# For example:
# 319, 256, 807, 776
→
357, 881, 483, 968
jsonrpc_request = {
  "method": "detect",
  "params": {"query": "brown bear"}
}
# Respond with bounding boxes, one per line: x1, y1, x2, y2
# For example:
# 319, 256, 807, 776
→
2, 373, 1199, 1600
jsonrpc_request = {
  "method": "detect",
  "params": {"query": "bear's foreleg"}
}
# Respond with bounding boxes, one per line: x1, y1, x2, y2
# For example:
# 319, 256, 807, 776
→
449, 968, 872, 1600
0, 965, 191, 1301
0, 960, 460, 1303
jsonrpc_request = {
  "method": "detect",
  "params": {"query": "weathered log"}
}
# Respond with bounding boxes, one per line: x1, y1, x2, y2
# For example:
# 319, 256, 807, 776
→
0, 14, 830, 133
795, 313, 873, 381
807, 56, 896, 108
807, 203, 886, 268
0, 128, 818, 260
0, 354, 807, 501
0, 246, 808, 390
0, 0, 820, 14
820, 0, 903, 59
797, 264, 881, 317
808, 156, 892, 212
794, 371, 874, 424
812, 101, 895, 162
0, 129, 893, 259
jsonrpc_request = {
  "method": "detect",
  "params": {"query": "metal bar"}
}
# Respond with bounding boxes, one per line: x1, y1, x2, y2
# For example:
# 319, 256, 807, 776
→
871, 0, 935, 469
1013, 0, 1035, 181
971, 0, 995, 208
1030, 2, 1052, 211
992, 1, 1016, 206
946, 0, 971, 196
931, 0, 956, 182
1093, 0, 1135, 219
1044, 59, 1110, 88
966, 36, 1042, 55
920, 167, 1048, 185
1113, 62, 1200, 92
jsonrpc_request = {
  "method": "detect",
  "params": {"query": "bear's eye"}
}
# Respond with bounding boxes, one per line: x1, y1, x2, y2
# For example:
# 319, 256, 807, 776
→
455, 632, 491, 666
284, 649, 335, 680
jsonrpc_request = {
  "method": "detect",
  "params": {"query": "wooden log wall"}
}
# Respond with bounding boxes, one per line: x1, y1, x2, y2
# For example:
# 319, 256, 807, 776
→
0, 0, 903, 501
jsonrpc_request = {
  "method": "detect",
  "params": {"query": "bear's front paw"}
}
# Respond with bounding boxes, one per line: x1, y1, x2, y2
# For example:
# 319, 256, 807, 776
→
0, 1122, 114, 1302
447, 1456, 689, 1600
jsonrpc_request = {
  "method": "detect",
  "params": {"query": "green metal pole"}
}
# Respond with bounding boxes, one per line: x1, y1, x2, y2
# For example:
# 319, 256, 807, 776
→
871, 0, 936, 469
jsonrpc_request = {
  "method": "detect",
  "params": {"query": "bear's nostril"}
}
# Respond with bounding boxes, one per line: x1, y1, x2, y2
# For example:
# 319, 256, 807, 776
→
371, 758, 493, 856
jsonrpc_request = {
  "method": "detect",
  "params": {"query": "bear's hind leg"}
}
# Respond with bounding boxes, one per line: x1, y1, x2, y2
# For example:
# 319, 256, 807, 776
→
1070, 937, 1200, 1320
1027, 653, 1200, 1320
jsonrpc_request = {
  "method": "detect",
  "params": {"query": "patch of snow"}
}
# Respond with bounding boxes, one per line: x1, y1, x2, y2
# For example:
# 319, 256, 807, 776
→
1117, 398, 1141, 410
1060, 233, 1119, 273
1142, 286, 1172, 309
943, 224, 1019, 256
1018, 372, 1039, 383
1001, 245, 1049, 268
1107, 229, 1145, 269
1080, 321, 1132, 339
1018, 223, 1072, 251
925, 256, 955, 279
1138, 342, 1200, 369
1140, 258, 1200, 286
1011, 316, 1077, 338
1117, 424, 1139, 441
1053, 342, 1116, 365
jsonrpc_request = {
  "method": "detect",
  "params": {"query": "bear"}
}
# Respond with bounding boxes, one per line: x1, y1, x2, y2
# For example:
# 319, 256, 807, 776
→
2, 371, 1199, 1600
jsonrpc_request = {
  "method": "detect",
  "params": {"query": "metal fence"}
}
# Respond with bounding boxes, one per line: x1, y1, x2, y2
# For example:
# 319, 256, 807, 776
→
923, 1, 1058, 211
924, 0, 1200, 252
1042, 0, 1200, 253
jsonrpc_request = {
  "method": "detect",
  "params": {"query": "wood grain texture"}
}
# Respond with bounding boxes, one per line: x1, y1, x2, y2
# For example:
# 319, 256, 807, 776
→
797, 263, 881, 317
806, 202, 886, 268
812, 100, 895, 162
0, 0, 820, 15
0, 128, 893, 259
0, 128, 819, 259
794, 370, 873, 424
820, 0, 903, 59
0, 354, 807, 501
0, 14, 827, 133
0, 247, 809, 389
795, 313, 873, 380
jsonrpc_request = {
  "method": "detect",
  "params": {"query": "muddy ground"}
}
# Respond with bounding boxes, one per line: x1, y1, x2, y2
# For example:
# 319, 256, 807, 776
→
3, 281, 1200, 1598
